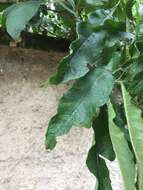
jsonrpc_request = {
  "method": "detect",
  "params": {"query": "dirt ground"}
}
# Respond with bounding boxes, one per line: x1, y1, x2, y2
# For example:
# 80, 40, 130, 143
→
0, 46, 123, 190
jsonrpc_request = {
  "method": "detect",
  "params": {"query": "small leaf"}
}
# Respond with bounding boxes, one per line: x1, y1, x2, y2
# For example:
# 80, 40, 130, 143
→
4, 0, 41, 39
108, 102, 136, 190
46, 67, 114, 149
121, 83, 143, 190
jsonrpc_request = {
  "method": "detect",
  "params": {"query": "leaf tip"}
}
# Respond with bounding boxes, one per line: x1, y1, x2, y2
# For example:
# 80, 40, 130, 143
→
45, 134, 57, 150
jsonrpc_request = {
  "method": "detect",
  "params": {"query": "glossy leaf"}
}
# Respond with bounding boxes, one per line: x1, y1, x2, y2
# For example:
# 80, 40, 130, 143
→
121, 83, 143, 190
4, 0, 41, 39
49, 21, 94, 84
62, 31, 107, 82
50, 30, 107, 83
108, 102, 136, 190
45, 67, 114, 149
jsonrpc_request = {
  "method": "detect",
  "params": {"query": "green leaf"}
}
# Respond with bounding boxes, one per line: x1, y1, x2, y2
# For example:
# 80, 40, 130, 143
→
49, 21, 94, 84
121, 83, 143, 190
129, 56, 143, 79
131, 71, 143, 96
4, 0, 41, 39
49, 18, 132, 85
63, 31, 107, 82
126, 0, 135, 20
50, 30, 107, 83
45, 67, 114, 149
86, 0, 109, 7
86, 146, 113, 190
128, 56, 143, 97
86, 106, 115, 190
108, 102, 136, 190
88, 9, 113, 25
107, 51, 122, 71
92, 106, 115, 161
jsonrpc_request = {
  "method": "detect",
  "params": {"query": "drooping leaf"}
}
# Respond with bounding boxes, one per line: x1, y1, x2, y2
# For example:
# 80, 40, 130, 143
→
108, 102, 136, 190
121, 83, 143, 190
86, 106, 115, 189
4, 0, 41, 39
86, 146, 113, 190
45, 67, 114, 149
92, 106, 115, 161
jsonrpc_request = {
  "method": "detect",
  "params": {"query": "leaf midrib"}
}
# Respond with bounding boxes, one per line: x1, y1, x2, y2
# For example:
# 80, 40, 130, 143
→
54, 69, 109, 135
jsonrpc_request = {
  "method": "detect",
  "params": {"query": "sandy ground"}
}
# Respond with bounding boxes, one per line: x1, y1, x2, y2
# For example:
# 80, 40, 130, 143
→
0, 46, 123, 190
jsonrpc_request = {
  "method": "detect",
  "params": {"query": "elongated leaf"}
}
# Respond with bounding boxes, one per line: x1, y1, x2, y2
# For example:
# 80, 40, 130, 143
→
86, 146, 113, 190
92, 106, 115, 161
121, 83, 143, 189
86, 106, 115, 190
5, 0, 41, 39
108, 102, 136, 190
45, 67, 114, 149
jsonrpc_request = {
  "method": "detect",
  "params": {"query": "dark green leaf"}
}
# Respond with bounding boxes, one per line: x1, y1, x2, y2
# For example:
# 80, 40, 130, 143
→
50, 30, 107, 83
126, 0, 135, 20
45, 67, 114, 149
86, 106, 115, 190
62, 31, 107, 82
86, 146, 113, 190
92, 106, 115, 161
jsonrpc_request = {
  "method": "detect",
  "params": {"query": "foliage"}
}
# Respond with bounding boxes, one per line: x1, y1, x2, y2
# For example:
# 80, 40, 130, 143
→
1, 0, 143, 189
